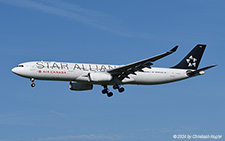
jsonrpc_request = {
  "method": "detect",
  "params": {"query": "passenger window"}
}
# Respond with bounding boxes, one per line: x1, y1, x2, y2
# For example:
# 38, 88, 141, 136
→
17, 65, 24, 67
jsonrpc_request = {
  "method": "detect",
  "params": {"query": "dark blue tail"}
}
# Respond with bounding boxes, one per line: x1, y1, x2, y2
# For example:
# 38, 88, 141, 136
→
172, 44, 206, 70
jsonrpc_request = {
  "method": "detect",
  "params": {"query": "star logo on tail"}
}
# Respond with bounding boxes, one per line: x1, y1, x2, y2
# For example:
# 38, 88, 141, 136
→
186, 55, 197, 67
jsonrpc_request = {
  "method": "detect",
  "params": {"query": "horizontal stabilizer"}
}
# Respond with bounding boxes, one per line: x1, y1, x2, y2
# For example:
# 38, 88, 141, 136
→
187, 65, 217, 77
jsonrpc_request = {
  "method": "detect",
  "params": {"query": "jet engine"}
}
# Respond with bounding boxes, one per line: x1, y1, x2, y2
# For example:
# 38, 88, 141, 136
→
69, 82, 93, 91
88, 72, 112, 82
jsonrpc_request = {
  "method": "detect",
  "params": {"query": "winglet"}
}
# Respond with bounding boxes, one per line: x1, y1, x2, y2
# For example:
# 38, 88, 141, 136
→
170, 46, 178, 52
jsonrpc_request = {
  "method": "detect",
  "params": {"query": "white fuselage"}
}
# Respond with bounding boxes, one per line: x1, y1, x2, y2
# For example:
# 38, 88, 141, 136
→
12, 61, 190, 85
11, 45, 215, 97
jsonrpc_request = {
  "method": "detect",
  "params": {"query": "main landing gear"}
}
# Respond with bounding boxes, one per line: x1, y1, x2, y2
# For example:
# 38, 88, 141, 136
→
30, 78, 35, 87
102, 84, 125, 97
102, 85, 113, 97
113, 84, 125, 93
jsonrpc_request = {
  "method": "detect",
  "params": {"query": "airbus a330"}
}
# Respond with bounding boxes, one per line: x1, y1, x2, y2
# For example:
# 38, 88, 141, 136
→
12, 44, 216, 97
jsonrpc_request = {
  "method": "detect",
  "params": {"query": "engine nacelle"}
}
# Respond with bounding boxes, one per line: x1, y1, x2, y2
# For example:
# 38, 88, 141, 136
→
88, 72, 112, 82
69, 82, 93, 91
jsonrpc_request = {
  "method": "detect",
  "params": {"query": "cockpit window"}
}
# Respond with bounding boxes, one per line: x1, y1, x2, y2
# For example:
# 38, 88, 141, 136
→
17, 65, 24, 67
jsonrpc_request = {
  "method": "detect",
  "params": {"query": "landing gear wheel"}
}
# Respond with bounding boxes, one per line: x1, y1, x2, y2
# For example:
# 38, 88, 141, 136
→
102, 89, 108, 94
31, 83, 35, 87
102, 85, 109, 94
102, 85, 114, 97
30, 78, 35, 87
107, 92, 113, 97
118, 87, 125, 93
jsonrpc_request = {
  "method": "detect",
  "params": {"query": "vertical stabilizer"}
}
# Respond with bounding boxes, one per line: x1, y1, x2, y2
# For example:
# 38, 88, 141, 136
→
172, 44, 206, 70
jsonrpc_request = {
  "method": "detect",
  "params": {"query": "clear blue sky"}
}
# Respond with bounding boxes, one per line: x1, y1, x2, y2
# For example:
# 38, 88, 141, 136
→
0, 0, 224, 140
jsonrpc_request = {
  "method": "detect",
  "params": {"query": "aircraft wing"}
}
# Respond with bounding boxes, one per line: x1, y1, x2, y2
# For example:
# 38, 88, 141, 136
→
108, 46, 178, 80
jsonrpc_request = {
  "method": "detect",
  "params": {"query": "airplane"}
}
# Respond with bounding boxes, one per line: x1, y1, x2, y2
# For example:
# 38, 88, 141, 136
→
12, 44, 216, 97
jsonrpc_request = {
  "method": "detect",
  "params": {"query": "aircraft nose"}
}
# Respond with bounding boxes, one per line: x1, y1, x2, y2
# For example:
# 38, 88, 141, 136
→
11, 67, 18, 74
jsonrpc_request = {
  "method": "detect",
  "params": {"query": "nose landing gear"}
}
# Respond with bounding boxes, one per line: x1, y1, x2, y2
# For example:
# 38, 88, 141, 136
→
30, 78, 35, 87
